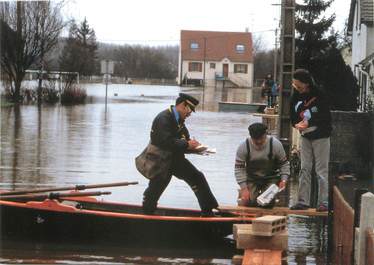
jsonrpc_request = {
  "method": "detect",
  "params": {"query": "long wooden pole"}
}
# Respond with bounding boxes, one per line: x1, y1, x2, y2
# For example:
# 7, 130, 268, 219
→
0, 181, 138, 196
0, 191, 111, 200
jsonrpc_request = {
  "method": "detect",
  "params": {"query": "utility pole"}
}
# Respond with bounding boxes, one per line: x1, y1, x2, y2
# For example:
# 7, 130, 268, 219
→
101, 60, 114, 113
273, 28, 278, 82
15, 1, 22, 102
105, 64, 108, 112
202, 37, 206, 111
277, 0, 295, 155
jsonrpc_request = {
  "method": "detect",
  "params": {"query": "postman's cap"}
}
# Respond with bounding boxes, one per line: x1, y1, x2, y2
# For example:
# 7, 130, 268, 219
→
178, 93, 199, 112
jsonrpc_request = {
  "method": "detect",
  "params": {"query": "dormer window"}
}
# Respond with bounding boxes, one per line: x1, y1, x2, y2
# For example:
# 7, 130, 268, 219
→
236, 44, 245, 53
190, 42, 199, 49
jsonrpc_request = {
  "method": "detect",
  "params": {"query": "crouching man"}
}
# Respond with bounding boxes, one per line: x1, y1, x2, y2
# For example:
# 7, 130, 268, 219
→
234, 123, 290, 207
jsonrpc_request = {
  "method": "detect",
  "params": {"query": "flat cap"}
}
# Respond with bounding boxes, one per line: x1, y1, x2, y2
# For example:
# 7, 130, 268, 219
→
178, 93, 199, 112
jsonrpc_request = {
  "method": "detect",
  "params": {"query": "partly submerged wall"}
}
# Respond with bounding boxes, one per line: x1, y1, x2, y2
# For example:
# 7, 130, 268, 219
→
329, 111, 373, 179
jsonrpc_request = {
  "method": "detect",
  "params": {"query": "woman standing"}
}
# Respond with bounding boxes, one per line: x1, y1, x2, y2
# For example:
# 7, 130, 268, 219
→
289, 69, 332, 212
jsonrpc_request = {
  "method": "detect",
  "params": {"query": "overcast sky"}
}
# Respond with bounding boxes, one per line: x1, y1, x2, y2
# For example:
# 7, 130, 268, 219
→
63, 0, 351, 49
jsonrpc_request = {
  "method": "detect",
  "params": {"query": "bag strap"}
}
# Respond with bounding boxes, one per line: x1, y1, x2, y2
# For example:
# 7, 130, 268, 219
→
268, 137, 273, 160
245, 138, 250, 165
247, 136, 273, 162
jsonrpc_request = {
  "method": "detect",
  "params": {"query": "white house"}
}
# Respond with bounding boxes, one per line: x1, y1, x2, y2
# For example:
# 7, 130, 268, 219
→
348, 0, 374, 111
178, 30, 254, 88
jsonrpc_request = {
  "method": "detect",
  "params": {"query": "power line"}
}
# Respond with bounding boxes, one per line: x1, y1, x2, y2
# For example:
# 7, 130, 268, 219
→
95, 30, 276, 44
97, 39, 179, 43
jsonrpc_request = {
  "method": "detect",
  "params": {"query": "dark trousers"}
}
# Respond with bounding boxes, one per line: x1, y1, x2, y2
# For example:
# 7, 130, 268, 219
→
142, 158, 218, 214
271, 95, 277, 107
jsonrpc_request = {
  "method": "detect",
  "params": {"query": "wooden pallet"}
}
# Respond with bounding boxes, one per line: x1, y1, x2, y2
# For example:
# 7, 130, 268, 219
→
242, 249, 282, 265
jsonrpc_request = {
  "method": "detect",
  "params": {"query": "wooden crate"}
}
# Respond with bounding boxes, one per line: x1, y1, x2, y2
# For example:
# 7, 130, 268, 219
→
251, 215, 286, 236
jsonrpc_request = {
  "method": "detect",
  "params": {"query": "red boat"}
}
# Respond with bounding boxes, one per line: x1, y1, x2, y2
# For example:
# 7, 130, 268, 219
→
0, 194, 253, 247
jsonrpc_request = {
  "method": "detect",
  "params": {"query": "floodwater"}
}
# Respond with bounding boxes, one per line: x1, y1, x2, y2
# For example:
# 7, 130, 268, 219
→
0, 84, 328, 264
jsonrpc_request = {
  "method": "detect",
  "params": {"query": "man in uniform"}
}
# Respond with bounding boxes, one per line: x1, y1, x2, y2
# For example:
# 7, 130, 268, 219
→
142, 93, 219, 216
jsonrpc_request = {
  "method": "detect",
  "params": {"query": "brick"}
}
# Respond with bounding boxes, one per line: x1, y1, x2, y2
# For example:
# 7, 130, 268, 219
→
251, 215, 286, 236
236, 226, 288, 250
232, 255, 243, 265
233, 224, 252, 240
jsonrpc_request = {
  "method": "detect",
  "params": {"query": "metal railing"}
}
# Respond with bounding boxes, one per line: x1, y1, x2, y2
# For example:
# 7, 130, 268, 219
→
228, 72, 250, 87
214, 71, 250, 87
356, 63, 374, 112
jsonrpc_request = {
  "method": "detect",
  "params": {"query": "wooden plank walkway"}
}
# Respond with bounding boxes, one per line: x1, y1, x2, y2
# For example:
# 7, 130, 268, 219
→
242, 249, 282, 265
219, 205, 328, 217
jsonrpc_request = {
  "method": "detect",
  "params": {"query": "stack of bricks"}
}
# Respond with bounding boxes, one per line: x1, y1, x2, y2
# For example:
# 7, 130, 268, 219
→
232, 215, 288, 265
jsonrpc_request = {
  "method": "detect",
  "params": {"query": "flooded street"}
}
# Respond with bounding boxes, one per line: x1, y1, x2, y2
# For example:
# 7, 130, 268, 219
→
1, 84, 327, 264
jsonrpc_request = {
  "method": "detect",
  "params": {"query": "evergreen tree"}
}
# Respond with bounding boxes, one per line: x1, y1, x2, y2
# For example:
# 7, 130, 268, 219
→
295, 0, 336, 69
311, 48, 359, 110
295, 0, 359, 110
59, 18, 97, 77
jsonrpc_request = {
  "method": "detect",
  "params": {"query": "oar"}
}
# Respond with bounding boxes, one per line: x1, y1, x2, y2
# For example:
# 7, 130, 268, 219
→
0, 191, 111, 201
0, 181, 138, 196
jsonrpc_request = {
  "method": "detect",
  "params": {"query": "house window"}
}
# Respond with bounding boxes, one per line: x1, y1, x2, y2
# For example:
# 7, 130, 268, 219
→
236, 44, 245, 53
210, 63, 216, 69
190, 42, 199, 49
188, 62, 202, 72
234, 64, 248, 73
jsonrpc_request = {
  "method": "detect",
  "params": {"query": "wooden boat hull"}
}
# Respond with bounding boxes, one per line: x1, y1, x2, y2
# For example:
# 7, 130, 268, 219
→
0, 198, 252, 247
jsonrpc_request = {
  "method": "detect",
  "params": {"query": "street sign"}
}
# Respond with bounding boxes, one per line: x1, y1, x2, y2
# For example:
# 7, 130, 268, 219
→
101, 60, 114, 74
101, 60, 115, 112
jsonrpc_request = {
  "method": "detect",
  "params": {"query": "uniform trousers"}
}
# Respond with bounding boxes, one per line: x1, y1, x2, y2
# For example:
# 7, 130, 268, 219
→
142, 157, 218, 214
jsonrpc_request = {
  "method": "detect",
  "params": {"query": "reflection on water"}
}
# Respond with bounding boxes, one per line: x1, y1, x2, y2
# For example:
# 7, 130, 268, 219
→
1, 84, 328, 264
0, 239, 234, 265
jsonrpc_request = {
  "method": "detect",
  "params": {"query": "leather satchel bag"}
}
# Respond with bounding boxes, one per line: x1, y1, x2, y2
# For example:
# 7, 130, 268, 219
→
135, 143, 172, 179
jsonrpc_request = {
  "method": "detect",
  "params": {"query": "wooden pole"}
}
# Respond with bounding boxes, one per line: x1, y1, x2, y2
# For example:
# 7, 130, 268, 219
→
0, 181, 138, 196
0, 191, 111, 200
277, 0, 295, 155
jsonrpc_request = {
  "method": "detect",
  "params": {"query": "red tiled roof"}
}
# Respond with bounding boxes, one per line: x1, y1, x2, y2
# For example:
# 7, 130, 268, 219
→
180, 30, 253, 63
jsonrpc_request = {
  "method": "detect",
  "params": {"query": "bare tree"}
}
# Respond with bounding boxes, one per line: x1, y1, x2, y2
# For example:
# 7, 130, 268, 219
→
252, 34, 266, 56
0, 1, 65, 103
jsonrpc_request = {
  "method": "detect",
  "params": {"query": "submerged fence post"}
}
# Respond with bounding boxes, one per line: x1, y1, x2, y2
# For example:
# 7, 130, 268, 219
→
352, 188, 368, 265
355, 192, 374, 265
354, 189, 369, 227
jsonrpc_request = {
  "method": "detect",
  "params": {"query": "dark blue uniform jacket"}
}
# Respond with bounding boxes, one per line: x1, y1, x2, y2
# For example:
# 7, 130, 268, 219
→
150, 106, 190, 158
